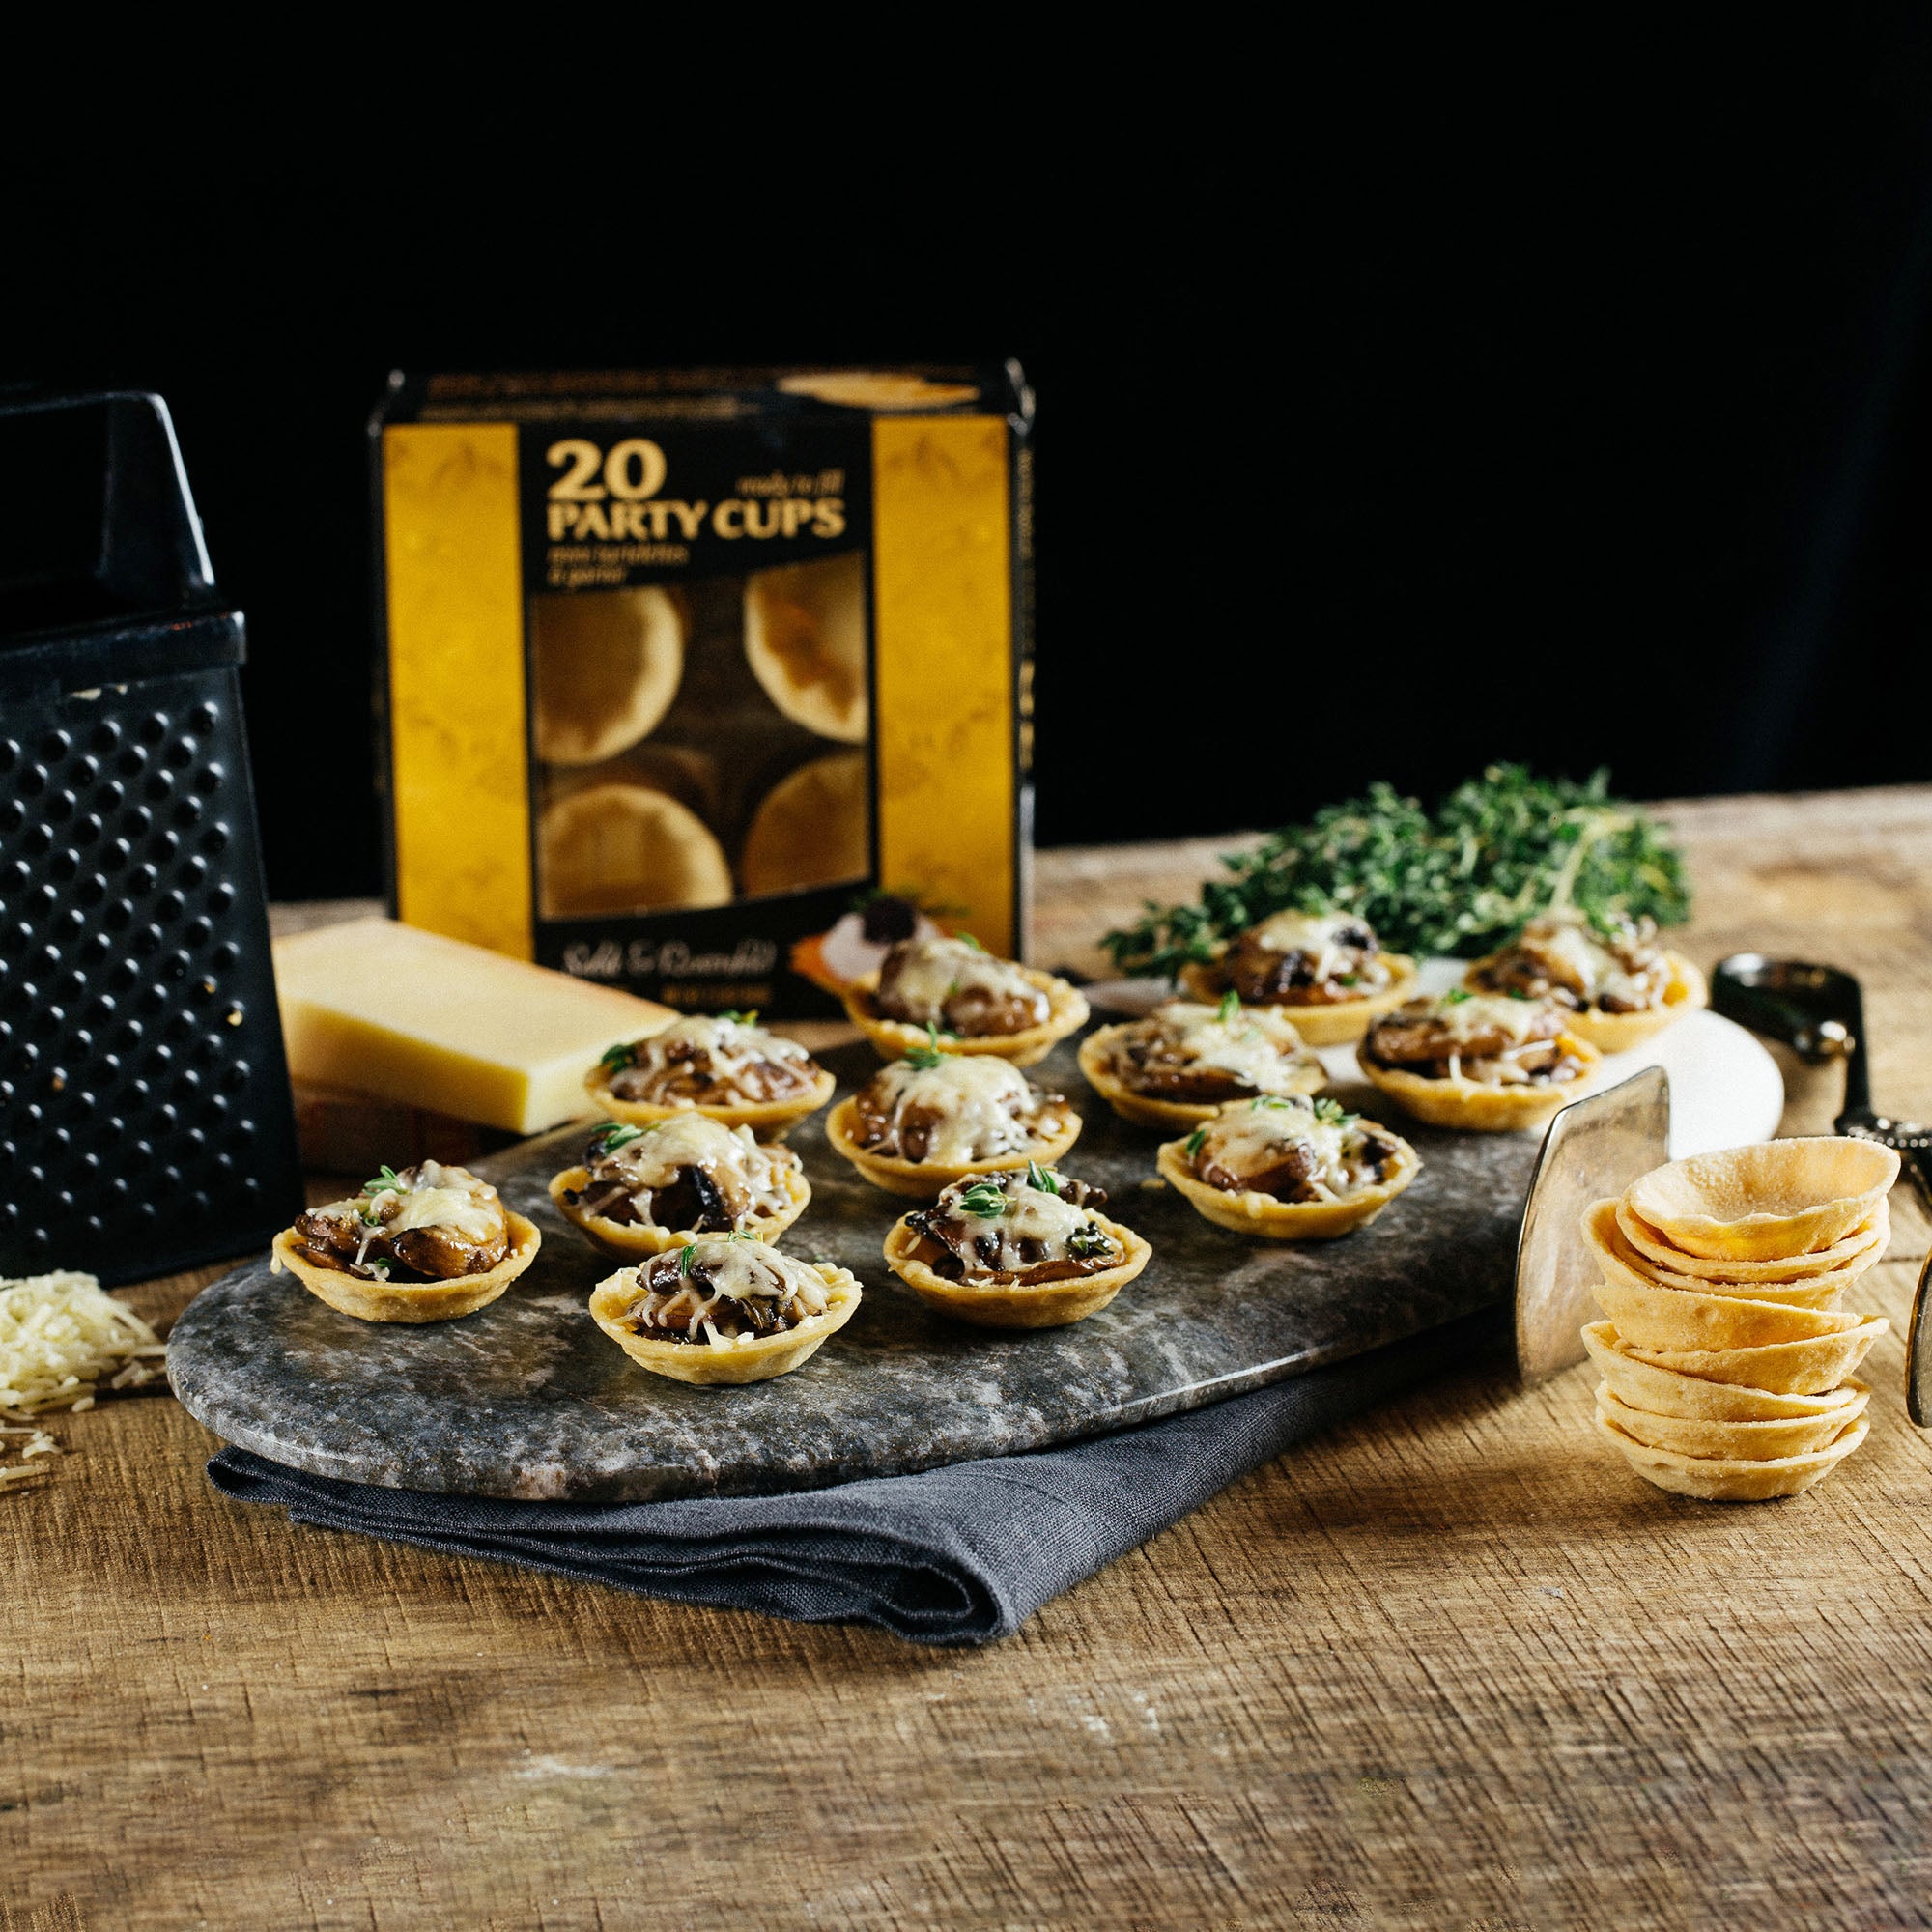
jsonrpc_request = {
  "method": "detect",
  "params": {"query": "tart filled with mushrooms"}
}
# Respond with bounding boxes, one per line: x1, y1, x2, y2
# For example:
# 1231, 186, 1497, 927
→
270, 1161, 541, 1322
1079, 991, 1326, 1130
1179, 910, 1418, 1045
588, 1237, 862, 1386
826, 1041, 1082, 1199
883, 1163, 1151, 1328
586, 1011, 836, 1137
1463, 909, 1707, 1052
1357, 990, 1600, 1131
548, 1116, 810, 1257
843, 934, 1089, 1068
1157, 1095, 1420, 1239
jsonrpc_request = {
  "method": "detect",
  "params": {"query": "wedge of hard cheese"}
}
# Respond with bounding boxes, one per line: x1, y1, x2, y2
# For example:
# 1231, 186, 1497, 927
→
274, 918, 674, 1135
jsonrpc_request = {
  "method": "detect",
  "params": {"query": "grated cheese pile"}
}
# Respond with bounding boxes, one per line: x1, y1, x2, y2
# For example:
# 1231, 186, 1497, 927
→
0, 1270, 167, 1421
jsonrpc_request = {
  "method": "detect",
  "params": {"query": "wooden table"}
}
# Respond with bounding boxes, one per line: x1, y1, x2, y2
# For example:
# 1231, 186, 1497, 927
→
9, 787, 1932, 1931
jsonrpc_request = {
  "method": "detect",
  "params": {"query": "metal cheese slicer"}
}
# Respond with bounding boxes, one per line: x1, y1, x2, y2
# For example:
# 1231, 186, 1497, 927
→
1710, 954, 1932, 1422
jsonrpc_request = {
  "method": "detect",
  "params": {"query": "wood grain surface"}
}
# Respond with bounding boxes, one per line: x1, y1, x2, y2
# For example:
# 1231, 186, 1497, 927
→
9, 787, 1932, 1931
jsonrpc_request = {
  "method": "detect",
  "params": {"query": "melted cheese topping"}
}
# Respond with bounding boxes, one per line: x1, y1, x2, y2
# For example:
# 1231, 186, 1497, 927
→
1431, 993, 1556, 1046
593, 1116, 793, 1216
684, 1240, 823, 1303
929, 1176, 1111, 1275
382, 1162, 508, 1243
1236, 910, 1387, 995
623, 1240, 838, 1350
867, 1055, 1050, 1164
877, 937, 1040, 1024
624, 1014, 811, 1080
1247, 910, 1364, 953
1515, 913, 1664, 1010
1195, 1098, 1355, 1188
1129, 1001, 1310, 1086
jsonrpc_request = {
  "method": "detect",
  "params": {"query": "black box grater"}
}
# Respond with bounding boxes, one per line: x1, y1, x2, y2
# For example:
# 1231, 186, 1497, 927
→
0, 391, 301, 1285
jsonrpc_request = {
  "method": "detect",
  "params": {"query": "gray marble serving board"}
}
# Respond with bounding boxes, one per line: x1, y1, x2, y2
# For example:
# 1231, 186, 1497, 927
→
167, 1036, 1542, 1500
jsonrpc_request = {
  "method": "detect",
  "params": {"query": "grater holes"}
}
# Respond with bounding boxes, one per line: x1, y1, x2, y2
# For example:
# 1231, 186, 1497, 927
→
138, 711, 171, 747
0, 738, 18, 774
17, 763, 48, 798
165, 735, 198, 770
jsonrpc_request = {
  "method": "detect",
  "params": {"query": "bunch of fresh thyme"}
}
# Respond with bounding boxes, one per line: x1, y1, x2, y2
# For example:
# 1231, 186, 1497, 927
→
1102, 764, 1690, 978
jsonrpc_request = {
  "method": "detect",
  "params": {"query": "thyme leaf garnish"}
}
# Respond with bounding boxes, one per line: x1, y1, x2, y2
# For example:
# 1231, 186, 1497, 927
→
956, 1179, 1009, 1219
904, 1023, 951, 1070
589, 1122, 650, 1160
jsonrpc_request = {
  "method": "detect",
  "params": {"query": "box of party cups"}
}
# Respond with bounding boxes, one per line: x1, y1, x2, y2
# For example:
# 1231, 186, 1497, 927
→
371, 364, 1033, 1017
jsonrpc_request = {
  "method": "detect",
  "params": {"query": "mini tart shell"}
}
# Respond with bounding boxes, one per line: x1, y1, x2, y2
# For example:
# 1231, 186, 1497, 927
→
824, 1094, 1083, 1201
587, 1263, 861, 1386
1462, 950, 1708, 1054
842, 967, 1090, 1069
1178, 954, 1420, 1046
1153, 1130, 1421, 1240
546, 1161, 810, 1259
1076, 1023, 1325, 1131
1354, 1032, 1601, 1132
270, 1212, 542, 1324
583, 1062, 836, 1140
881, 1212, 1152, 1329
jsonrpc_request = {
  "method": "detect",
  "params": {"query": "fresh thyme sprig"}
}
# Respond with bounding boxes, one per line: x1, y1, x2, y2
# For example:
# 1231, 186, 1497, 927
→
1026, 1161, 1060, 1195
589, 1123, 651, 1160
599, 1041, 639, 1074
904, 1023, 952, 1070
956, 1179, 1009, 1218
1101, 764, 1690, 976
363, 1165, 406, 1198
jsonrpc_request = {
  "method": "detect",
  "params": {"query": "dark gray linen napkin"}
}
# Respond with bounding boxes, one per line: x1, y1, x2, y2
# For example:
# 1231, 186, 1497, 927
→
206, 1309, 1496, 1645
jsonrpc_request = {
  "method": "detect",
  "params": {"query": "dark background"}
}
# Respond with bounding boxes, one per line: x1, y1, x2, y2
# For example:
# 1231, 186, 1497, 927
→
10, 43, 1932, 900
